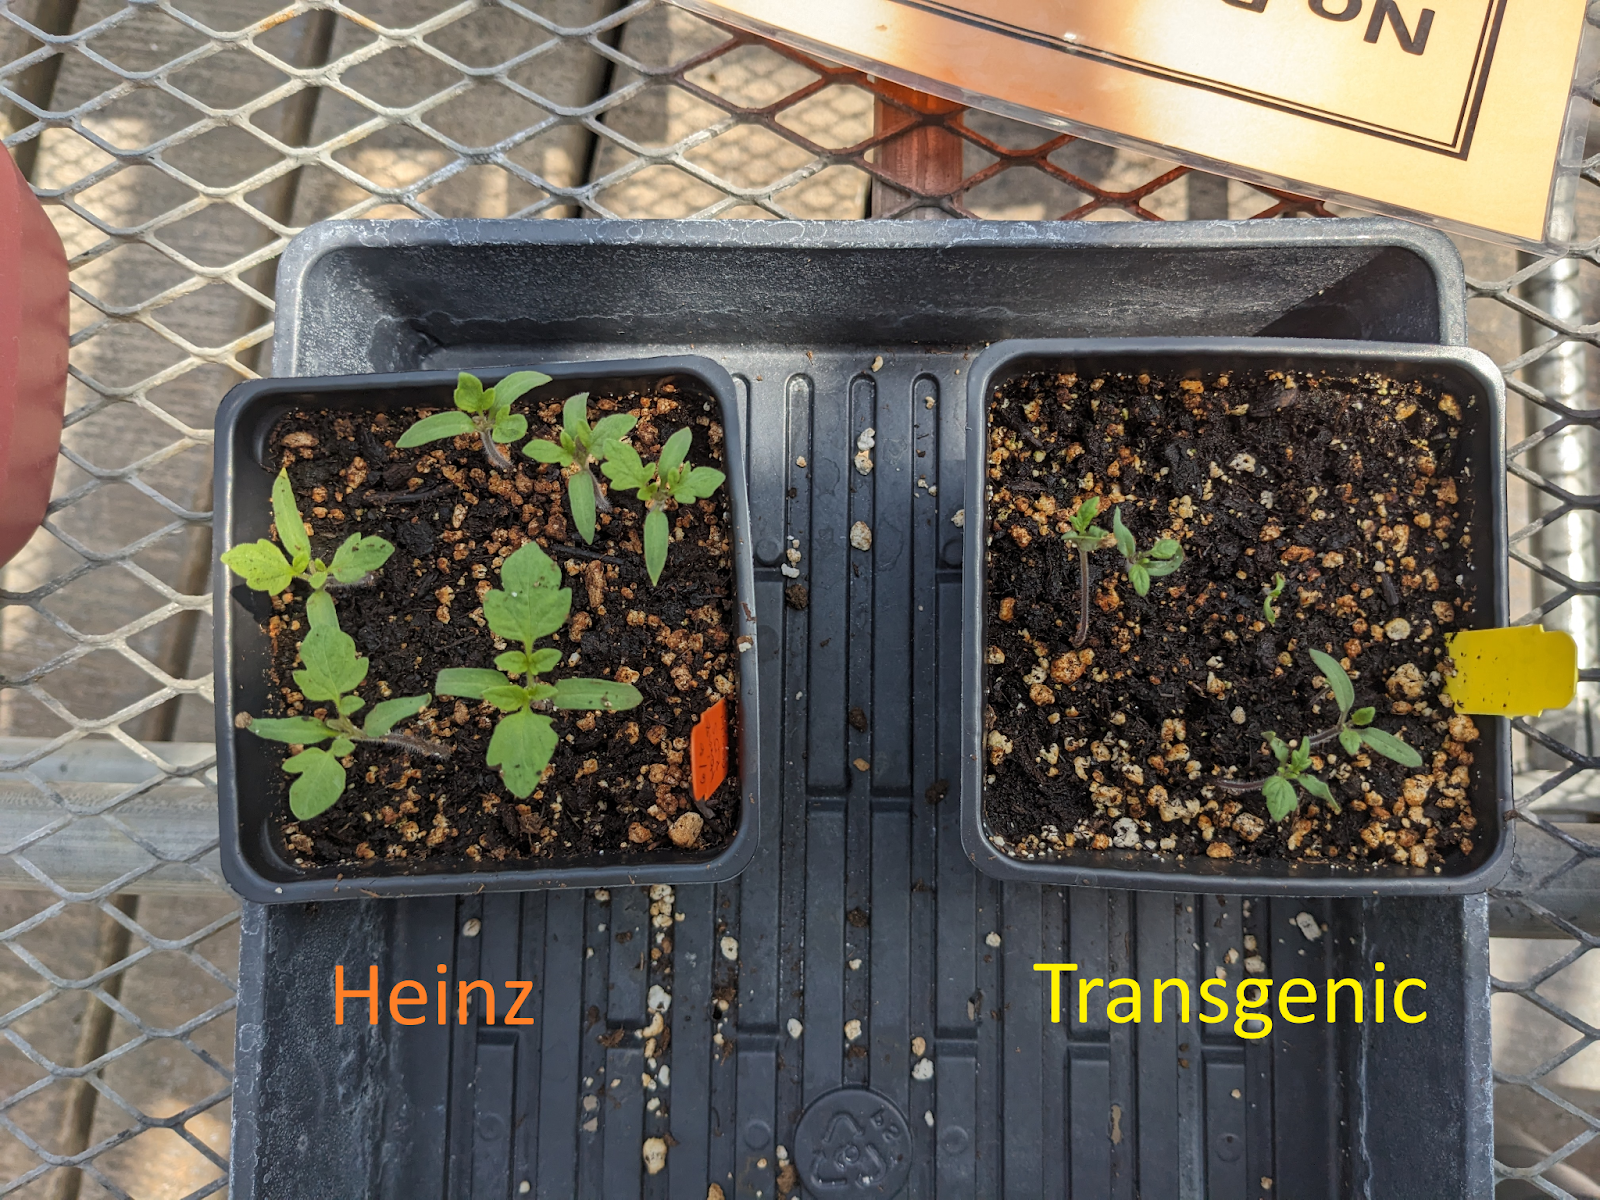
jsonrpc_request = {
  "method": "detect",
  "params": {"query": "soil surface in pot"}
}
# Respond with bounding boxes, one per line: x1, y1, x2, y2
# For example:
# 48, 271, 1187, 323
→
246, 387, 740, 870
983, 368, 1483, 869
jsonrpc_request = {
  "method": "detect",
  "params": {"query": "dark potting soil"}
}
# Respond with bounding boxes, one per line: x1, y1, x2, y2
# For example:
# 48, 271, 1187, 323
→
983, 368, 1484, 869
249, 389, 739, 870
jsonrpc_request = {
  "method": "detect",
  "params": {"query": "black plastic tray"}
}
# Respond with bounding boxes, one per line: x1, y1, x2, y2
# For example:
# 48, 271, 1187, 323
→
214, 358, 760, 902
960, 337, 1512, 895
231, 218, 1491, 1199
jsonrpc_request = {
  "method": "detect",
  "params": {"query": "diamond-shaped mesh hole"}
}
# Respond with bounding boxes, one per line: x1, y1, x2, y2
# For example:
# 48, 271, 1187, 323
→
70, 166, 197, 233
75, 88, 207, 155
683, 42, 818, 109
592, 160, 726, 219
422, 8, 555, 71
421, 84, 556, 153
416, 163, 550, 219
774, 83, 874, 151
80, 7, 211, 77
683, 121, 816, 191
772, 163, 870, 220
596, 82, 724, 152
163, 122, 289, 192
963, 167, 1089, 221
338, 44, 463, 113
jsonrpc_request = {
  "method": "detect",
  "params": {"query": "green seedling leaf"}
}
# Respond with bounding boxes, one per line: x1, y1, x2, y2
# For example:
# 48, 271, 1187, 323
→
221, 540, 295, 594
336, 694, 365, 717
1267, 734, 1288, 764
523, 436, 571, 465
644, 506, 669, 586
330, 736, 355, 757
527, 681, 556, 703
1111, 507, 1136, 558
271, 470, 312, 572
673, 465, 726, 503
283, 747, 346, 820
363, 693, 430, 738
496, 650, 532, 676
1149, 539, 1182, 560
434, 667, 512, 699
396, 410, 475, 448
492, 413, 528, 444
481, 582, 570, 647
550, 678, 644, 712
658, 427, 692, 480
1360, 727, 1423, 768
1145, 554, 1184, 578
1263, 572, 1286, 626
305, 589, 338, 630
294, 622, 368, 701
491, 370, 549, 408
1351, 707, 1375, 727
1290, 740, 1312, 771
244, 716, 335, 744
1128, 562, 1151, 596
590, 413, 638, 451
485, 541, 570, 644
601, 441, 653, 489
482, 684, 531, 712
1071, 495, 1100, 533
563, 393, 593, 445
501, 538, 562, 592
568, 471, 597, 544
1308, 649, 1355, 716
488, 707, 557, 798
455, 371, 489, 413
1298, 774, 1334, 804
1339, 728, 1362, 756
1262, 775, 1298, 822
499, 647, 561, 676
329, 533, 394, 584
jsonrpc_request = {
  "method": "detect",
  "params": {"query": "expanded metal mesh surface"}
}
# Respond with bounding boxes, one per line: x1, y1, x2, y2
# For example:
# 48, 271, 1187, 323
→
0, 0, 1594, 1195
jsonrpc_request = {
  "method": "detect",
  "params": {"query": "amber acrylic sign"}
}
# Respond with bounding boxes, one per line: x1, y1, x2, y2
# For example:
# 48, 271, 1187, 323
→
678, 0, 1588, 247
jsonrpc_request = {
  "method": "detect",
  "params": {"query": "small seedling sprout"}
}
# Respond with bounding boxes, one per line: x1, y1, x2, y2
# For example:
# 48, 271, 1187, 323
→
395, 370, 550, 473
522, 393, 638, 544
1061, 495, 1109, 648
221, 468, 393, 596
1262, 572, 1287, 626
433, 540, 643, 797
1111, 506, 1185, 597
238, 591, 440, 820
1307, 648, 1423, 768
601, 427, 726, 585
1257, 732, 1333, 821
1217, 650, 1423, 821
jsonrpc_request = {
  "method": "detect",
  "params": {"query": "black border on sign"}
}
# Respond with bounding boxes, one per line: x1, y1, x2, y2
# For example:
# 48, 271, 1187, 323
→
888, 0, 1507, 159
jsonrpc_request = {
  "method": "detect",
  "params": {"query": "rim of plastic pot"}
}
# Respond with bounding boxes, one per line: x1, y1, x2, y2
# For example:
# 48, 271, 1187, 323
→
960, 336, 1512, 896
213, 356, 760, 902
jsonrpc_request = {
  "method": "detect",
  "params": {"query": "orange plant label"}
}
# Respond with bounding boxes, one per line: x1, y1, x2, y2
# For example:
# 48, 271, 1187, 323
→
690, 698, 730, 801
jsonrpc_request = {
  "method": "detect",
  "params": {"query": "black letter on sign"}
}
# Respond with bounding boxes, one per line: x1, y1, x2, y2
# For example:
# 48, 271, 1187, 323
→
1364, 0, 1433, 53
1223, 0, 1269, 10
1309, 0, 1362, 19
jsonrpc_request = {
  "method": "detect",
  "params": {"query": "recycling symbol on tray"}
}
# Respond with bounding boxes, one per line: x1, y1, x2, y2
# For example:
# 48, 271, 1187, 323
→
794, 1087, 913, 1196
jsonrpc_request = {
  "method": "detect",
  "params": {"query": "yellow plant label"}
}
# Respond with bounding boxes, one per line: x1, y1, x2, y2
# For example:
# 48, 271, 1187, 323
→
1445, 626, 1578, 718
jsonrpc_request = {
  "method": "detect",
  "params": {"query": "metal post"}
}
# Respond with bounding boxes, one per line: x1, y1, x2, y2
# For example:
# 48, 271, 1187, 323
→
870, 81, 964, 218
1, 0, 81, 182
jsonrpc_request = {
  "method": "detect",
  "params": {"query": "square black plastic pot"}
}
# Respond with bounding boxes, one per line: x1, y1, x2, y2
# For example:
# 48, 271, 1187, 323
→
960, 336, 1512, 895
214, 355, 760, 902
